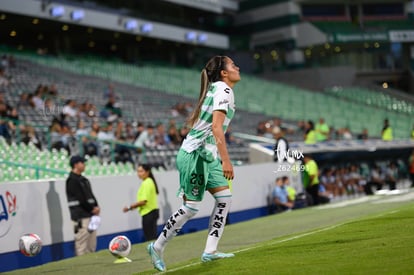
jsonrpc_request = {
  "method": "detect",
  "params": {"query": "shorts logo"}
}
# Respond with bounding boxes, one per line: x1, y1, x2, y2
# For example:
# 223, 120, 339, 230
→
190, 173, 204, 186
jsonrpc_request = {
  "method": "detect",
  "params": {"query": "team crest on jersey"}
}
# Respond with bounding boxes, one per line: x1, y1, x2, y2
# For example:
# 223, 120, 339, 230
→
191, 188, 199, 197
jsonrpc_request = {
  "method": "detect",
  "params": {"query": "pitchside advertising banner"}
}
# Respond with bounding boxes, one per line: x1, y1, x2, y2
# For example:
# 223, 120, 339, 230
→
327, 30, 414, 43
0, 162, 298, 256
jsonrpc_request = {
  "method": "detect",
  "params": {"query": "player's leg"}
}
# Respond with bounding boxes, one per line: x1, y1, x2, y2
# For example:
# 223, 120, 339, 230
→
148, 149, 206, 271
202, 159, 234, 262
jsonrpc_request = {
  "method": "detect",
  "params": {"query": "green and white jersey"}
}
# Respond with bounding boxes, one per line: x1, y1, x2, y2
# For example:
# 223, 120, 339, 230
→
181, 81, 235, 159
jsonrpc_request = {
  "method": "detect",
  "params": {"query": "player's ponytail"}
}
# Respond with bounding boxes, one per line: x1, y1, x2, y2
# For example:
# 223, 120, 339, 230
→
187, 56, 226, 127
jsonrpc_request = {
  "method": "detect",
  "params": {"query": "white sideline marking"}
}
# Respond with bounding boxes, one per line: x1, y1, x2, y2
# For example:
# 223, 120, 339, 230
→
160, 223, 345, 274
157, 208, 403, 274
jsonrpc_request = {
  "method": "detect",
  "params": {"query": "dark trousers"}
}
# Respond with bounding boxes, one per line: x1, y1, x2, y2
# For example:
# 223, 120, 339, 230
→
306, 184, 320, 206
142, 209, 159, 241
364, 181, 382, 195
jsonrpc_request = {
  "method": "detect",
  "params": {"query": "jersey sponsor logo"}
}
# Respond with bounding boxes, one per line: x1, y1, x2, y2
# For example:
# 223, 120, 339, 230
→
218, 99, 229, 106
224, 88, 230, 94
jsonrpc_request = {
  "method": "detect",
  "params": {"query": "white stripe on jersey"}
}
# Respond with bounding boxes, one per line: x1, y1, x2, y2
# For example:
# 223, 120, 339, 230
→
181, 81, 235, 159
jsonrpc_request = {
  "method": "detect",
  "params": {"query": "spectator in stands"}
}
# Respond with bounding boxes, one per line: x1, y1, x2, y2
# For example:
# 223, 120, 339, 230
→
334, 166, 347, 198
357, 128, 369, 140
342, 127, 353, 140
134, 124, 156, 150
385, 161, 398, 190
60, 124, 75, 154
44, 98, 56, 114
49, 119, 64, 151
318, 183, 331, 204
346, 164, 365, 194
320, 167, 337, 198
409, 150, 414, 188
256, 120, 267, 136
315, 117, 329, 142
303, 154, 320, 205
381, 119, 393, 141
75, 119, 89, 152
114, 120, 125, 140
134, 121, 145, 141
147, 55, 240, 271
272, 177, 293, 213
178, 124, 190, 142
48, 83, 58, 97
124, 122, 136, 143
154, 122, 171, 149
304, 120, 316, 144
0, 102, 11, 142
83, 121, 99, 157
62, 99, 78, 117
77, 102, 89, 119
102, 95, 122, 121
6, 106, 24, 138
1, 55, 9, 71
21, 125, 41, 150
32, 86, 44, 110
114, 135, 134, 165
123, 164, 160, 241
0, 68, 10, 88
167, 124, 182, 146
364, 164, 385, 195
17, 93, 32, 108
97, 122, 116, 161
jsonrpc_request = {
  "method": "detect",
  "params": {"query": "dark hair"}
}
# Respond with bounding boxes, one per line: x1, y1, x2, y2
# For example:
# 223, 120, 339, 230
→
139, 164, 159, 194
187, 55, 227, 127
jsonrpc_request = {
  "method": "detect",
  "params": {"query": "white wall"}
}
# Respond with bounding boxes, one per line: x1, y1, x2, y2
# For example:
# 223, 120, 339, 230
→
0, 162, 300, 254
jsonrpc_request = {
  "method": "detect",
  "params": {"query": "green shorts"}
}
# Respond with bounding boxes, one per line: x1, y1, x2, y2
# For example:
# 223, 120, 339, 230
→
176, 148, 228, 201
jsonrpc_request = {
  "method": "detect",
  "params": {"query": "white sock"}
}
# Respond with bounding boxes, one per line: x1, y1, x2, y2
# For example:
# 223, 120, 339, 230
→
204, 189, 232, 254
154, 201, 200, 253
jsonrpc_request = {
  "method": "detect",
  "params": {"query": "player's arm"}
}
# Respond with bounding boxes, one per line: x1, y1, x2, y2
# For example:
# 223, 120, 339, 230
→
212, 110, 233, 180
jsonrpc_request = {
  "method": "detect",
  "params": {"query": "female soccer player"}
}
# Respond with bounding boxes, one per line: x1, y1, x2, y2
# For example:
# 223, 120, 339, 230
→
123, 164, 159, 241
147, 55, 241, 272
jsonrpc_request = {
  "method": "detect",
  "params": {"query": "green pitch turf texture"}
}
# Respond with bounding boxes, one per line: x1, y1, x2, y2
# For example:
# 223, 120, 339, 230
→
7, 192, 414, 275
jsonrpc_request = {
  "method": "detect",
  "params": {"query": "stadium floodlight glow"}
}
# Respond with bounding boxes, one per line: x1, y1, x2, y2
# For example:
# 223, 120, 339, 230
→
49, 6, 65, 18
197, 33, 208, 43
185, 31, 197, 41
124, 20, 138, 31
140, 23, 153, 33
71, 10, 85, 21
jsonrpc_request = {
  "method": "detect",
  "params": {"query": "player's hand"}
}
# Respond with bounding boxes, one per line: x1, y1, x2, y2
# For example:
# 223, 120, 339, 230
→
222, 160, 234, 180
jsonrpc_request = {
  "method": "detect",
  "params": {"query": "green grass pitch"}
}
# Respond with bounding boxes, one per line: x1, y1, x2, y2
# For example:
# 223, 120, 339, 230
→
7, 192, 414, 275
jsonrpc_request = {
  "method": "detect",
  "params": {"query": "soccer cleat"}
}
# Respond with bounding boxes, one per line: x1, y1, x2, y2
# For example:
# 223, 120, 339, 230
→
201, 251, 235, 262
147, 242, 166, 272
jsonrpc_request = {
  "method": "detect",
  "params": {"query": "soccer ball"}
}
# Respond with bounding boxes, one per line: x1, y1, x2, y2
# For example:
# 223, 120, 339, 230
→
108, 235, 131, 258
19, 233, 42, 257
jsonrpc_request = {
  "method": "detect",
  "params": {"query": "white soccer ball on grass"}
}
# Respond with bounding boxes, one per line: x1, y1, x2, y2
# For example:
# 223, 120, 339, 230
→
19, 233, 42, 257
108, 235, 131, 258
